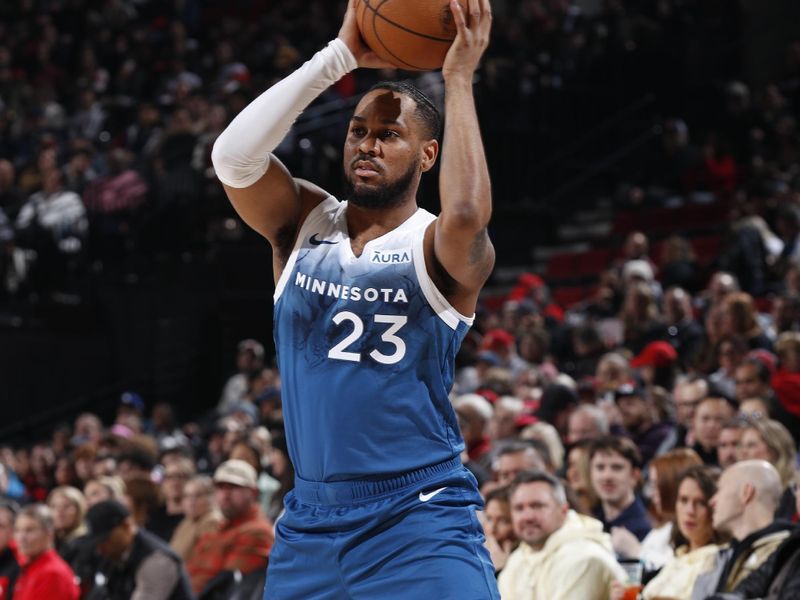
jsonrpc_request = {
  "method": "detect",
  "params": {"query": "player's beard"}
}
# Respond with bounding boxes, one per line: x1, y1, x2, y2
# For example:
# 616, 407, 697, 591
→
343, 157, 419, 209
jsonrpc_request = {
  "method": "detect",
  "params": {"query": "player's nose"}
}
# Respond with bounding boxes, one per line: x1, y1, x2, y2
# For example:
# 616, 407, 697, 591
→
358, 136, 380, 156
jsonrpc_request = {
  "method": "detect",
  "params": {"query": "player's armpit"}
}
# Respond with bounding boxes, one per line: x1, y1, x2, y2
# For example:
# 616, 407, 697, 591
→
467, 227, 495, 280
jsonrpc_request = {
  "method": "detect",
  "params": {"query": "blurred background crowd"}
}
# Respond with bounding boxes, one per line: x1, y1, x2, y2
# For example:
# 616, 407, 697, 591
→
2, 0, 800, 599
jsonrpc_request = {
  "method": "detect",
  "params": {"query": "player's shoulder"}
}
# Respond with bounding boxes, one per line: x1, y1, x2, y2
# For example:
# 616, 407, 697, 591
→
296, 180, 339, 218
287, 187, 343, 247
416, 206, 437, 224
393, 206, 437, 239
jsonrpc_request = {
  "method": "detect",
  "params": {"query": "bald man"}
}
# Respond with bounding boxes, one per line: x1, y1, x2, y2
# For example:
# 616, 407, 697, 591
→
692, 461, 793, 598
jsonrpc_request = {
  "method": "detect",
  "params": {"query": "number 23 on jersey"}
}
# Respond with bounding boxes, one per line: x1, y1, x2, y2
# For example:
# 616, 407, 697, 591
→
328, 311, 407, 365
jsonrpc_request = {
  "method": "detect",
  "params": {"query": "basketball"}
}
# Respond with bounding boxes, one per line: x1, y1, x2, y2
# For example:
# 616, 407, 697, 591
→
355, 0, 466, 71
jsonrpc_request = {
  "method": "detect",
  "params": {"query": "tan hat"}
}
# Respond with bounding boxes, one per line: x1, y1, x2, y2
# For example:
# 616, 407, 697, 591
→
213, 459, 258, 489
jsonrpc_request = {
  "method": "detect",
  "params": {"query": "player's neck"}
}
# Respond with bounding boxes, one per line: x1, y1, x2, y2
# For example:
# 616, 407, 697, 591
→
346, 199, 418, 245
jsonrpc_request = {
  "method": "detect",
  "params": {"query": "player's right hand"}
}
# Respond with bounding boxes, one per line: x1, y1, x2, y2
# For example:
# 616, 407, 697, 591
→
338, 0, 396, 69
442, 0, 492, 81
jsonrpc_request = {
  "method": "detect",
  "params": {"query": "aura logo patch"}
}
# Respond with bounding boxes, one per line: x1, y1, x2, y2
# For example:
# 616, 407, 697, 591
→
370, 249, 411, 264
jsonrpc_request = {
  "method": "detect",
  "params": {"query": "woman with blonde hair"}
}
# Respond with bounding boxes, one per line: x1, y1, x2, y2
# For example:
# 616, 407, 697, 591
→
47, 485, 95, 593
595, 352, 633, 396
83, 475, 126, 507
775, 330, 800, 360
739, 417, 797, 519
170, 475, 223, 561
520, 421, 564, 472
46, 486, 87, 555
611, 448, 703, 571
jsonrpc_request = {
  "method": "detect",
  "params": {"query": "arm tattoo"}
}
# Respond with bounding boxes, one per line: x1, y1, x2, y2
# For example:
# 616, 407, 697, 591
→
469, 227, 494, 280
468, 227, 489, 265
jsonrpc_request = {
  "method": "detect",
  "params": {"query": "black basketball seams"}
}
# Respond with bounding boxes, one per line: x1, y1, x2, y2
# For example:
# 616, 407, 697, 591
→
362, 0, 426, 70
371, 21, 425, 70
360, 0, 454, 43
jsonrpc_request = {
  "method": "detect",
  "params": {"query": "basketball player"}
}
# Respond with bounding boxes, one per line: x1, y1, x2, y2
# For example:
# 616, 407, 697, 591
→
211, 0, 498, 597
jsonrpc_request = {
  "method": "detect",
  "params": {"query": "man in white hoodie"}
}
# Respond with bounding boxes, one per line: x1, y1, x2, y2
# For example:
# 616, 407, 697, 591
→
499, 470, 626, 600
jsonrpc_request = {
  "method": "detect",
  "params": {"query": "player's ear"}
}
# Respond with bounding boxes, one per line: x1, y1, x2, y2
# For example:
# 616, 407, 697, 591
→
420, 139, 439, 173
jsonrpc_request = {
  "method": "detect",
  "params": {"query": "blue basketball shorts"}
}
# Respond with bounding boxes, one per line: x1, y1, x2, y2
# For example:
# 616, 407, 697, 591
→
263, 457, 500, 599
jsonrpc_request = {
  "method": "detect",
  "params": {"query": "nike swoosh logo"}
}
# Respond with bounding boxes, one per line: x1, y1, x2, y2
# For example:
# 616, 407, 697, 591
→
419, 487, 447, 502
310, 233, 338, 246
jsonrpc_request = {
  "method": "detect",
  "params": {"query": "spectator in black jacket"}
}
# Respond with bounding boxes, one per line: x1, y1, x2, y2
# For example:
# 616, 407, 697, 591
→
693, 460, 792, 598
85, 500, 193, 600
708, 507, 800, 600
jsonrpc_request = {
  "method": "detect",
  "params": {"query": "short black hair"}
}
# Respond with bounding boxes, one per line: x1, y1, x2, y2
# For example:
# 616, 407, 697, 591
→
368, 80, 442, 141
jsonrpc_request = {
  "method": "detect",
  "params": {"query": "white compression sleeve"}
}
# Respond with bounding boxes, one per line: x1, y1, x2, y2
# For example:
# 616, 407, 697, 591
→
211, 39, 358, 189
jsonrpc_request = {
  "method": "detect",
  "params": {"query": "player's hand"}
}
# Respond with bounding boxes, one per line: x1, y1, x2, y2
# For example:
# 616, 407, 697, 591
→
338, 0, 396, 69
442, 0, 492, 81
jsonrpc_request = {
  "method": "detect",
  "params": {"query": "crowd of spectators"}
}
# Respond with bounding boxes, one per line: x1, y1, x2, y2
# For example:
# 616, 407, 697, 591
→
2, 0, 800, 599
0, 381, 281, 599
4, 261, 800, 598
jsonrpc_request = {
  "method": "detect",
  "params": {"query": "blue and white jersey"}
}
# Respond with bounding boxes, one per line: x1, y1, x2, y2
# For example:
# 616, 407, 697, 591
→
273, 197, 473, 482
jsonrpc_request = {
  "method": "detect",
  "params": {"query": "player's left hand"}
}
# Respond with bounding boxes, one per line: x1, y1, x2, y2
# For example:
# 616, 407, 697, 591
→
338, 0, 397, 69
442, 0, 492, 81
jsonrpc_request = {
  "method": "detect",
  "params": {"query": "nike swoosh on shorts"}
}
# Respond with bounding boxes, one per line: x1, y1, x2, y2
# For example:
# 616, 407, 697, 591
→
418, 487, 447, 502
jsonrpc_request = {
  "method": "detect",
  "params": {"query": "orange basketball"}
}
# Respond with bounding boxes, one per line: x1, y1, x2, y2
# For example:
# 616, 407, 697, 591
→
355, 0, 465, 71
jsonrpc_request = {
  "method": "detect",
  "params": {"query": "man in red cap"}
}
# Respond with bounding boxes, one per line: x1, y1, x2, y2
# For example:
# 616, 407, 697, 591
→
481, 329, 527, 376
630, 340, 679, 389
507, 273, 564, 323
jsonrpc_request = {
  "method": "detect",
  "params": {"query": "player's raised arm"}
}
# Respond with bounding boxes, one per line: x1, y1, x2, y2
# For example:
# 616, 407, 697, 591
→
432, 0, 495, 311
210, 0, 392, 251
